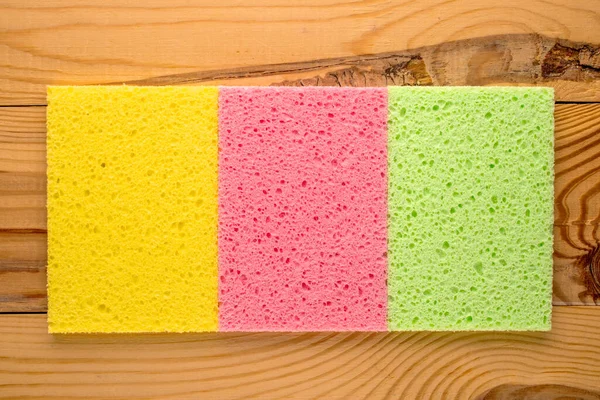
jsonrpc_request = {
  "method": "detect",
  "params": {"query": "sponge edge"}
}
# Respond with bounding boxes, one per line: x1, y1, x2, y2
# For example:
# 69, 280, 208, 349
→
387, 86, 554, 331
47, 86, 219, 333
218, 86, 389, 331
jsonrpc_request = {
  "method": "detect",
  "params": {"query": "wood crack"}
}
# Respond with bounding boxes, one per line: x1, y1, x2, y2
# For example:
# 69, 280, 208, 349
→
109, 34, 600, 96
542, 42, 600, 79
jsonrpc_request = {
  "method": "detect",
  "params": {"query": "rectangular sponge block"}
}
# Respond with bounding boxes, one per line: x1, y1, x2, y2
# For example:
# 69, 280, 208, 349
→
218, 87, 389, 331
387, 87, 554, 331
47, 86, 219, 333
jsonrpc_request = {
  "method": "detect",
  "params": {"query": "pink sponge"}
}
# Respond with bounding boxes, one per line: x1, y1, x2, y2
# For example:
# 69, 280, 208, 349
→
218, 87, 388, 331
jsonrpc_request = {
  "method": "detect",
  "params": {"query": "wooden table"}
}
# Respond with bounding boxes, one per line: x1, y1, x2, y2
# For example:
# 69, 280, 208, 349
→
1, 1, 600, 398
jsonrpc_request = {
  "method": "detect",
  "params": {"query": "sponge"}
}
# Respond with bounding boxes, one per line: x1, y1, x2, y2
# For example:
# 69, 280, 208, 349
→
218, 87, 388, 331
47, 86, 219, 333
387, 87, 554, 331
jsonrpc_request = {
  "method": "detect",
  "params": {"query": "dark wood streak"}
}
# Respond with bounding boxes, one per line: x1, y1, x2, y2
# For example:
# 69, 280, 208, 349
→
0, 228, 47, 234
0, 260, 45, 274
0, 258, 47, 312
121, 54, 424, 86
116, 34, 600, 91
577, 246, 600, 303
275, 55, 432, 87
477, 383, 600, 400
543, 43, 600, 79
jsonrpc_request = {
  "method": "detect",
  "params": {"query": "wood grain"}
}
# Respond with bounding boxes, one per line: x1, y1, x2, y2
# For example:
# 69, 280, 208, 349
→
125, 35, 600, 102
478, 384, 600, 400
0, 233, 46, 312
1, 2, 599, 399
1, 103, 599, 311
1, 1, 600, 104
0, 307, 598, 399
554, 104, 600, 305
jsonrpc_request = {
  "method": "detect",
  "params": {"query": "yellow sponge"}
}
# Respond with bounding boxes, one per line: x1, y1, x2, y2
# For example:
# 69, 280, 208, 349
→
47, 86, 219, 333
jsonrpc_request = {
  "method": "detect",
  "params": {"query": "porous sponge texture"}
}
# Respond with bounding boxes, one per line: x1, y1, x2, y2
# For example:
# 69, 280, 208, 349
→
387, 87, 554, 331
218, 87, 388, 331
47, 86, 219, 333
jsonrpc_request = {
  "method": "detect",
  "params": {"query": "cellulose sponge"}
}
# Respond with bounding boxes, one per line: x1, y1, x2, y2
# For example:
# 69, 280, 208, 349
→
218, 87, 388, 331
47, 86, 219, 333
387, 87, 554, 331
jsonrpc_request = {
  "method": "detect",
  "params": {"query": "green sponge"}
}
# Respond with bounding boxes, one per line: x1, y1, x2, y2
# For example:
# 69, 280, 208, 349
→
387, 87, 554, 331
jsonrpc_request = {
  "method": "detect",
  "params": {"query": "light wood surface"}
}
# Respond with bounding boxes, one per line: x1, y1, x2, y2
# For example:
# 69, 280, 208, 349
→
0, 1, 600, 104
0, 307, 599, 399
1, 0, 600, 398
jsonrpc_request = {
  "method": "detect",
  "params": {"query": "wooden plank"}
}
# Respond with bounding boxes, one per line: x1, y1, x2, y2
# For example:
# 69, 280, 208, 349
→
0, 106, 46, 235
1, 103, 599, 311
0, 233, 46, 312
0, 307, 598, 399
554, 104, 600, 306
0, 106, 48, 312
1, 1, 600, 104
